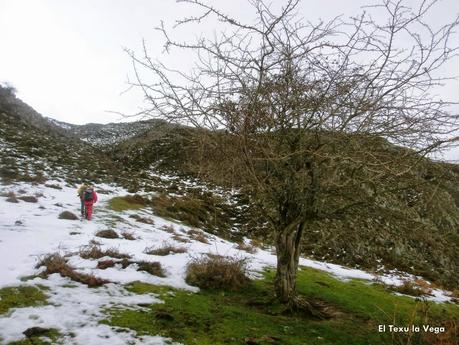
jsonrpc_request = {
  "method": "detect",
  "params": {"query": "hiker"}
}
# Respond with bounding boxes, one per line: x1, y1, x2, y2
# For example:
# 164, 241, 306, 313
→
77, 184, 98, 220
77, 183, 89, 217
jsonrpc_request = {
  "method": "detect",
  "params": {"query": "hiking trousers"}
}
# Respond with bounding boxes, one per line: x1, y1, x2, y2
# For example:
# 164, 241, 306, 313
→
84, 201, 94, 220
80, 198, 85, 216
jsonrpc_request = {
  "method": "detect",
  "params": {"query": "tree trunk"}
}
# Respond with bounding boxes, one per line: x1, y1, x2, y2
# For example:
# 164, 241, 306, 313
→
274, 220, 304, 304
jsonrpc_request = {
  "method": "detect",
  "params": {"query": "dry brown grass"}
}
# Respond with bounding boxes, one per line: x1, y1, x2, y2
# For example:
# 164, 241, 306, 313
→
389, 280, 428, 297
44, 183, 62, 190
144, 242, 187, 256
413, 278, 436, 292
161, 225, 177, 234
187, 229, 210, 244
121, 232, 136, 240
36, 253, 109, 287
150, 191, 233, 235
124, 194, 150, 205
89, 239, 101, 246
185, 255, 249, 291
136, 261, 166, 277
172, 234, 191, 243
420, 319, 458, 345
18, 195, 38, 203
129, 214, 155, 225
79, 245, 131, 260
97, 260, 117, 270
95, 257, 165, 277
95, 230, 119, 239
5, 192, 19, 203
235, 241, 257, 254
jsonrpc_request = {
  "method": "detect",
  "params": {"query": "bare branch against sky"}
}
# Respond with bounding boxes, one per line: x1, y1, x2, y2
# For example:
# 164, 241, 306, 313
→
0, 0, 458, 160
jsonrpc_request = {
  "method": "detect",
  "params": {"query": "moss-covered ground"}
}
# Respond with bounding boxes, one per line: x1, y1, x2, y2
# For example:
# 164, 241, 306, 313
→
107, 196, 147, 212
0, 285, 56, 344
0, 285, 48, 315
7, 329, 61, 345
102, 267, 459, 345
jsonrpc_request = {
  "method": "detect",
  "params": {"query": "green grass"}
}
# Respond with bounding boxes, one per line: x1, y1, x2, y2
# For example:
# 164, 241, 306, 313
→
102, 267, 459, 345
107, 195, 147, 212
7, 329, 61, 345
290, 267, 459, 322
0, 285, 48, 315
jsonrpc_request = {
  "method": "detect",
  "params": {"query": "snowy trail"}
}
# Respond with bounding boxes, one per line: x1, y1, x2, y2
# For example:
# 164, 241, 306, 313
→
0, 180, 455, 344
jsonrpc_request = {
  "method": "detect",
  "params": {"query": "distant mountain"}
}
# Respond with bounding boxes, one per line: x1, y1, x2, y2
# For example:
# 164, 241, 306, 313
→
48, 118, 167, 148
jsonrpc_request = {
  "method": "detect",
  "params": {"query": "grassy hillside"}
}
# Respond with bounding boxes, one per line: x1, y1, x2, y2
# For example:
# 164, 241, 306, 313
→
105, 126, 459, 290
103, 268, 458, 345
1, 86, 458, 290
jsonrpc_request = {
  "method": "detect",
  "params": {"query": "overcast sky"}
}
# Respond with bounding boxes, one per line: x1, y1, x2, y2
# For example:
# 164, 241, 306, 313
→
0, 0, 458, 160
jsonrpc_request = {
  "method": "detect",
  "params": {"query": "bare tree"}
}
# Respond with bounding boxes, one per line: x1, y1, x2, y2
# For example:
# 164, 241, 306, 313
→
127, 0, 459, 312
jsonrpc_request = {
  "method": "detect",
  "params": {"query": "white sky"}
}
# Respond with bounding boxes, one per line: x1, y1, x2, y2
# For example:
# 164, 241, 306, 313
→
0, 0, 458, 160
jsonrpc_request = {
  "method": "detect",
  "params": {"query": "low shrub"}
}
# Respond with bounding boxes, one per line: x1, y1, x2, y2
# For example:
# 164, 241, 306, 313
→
95, 230, 119, 239
185, 255, 249, 291
144, 242, 187, 256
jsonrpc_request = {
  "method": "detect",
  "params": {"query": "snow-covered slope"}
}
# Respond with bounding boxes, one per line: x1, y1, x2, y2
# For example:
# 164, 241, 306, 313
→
0, 179, 455, 344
